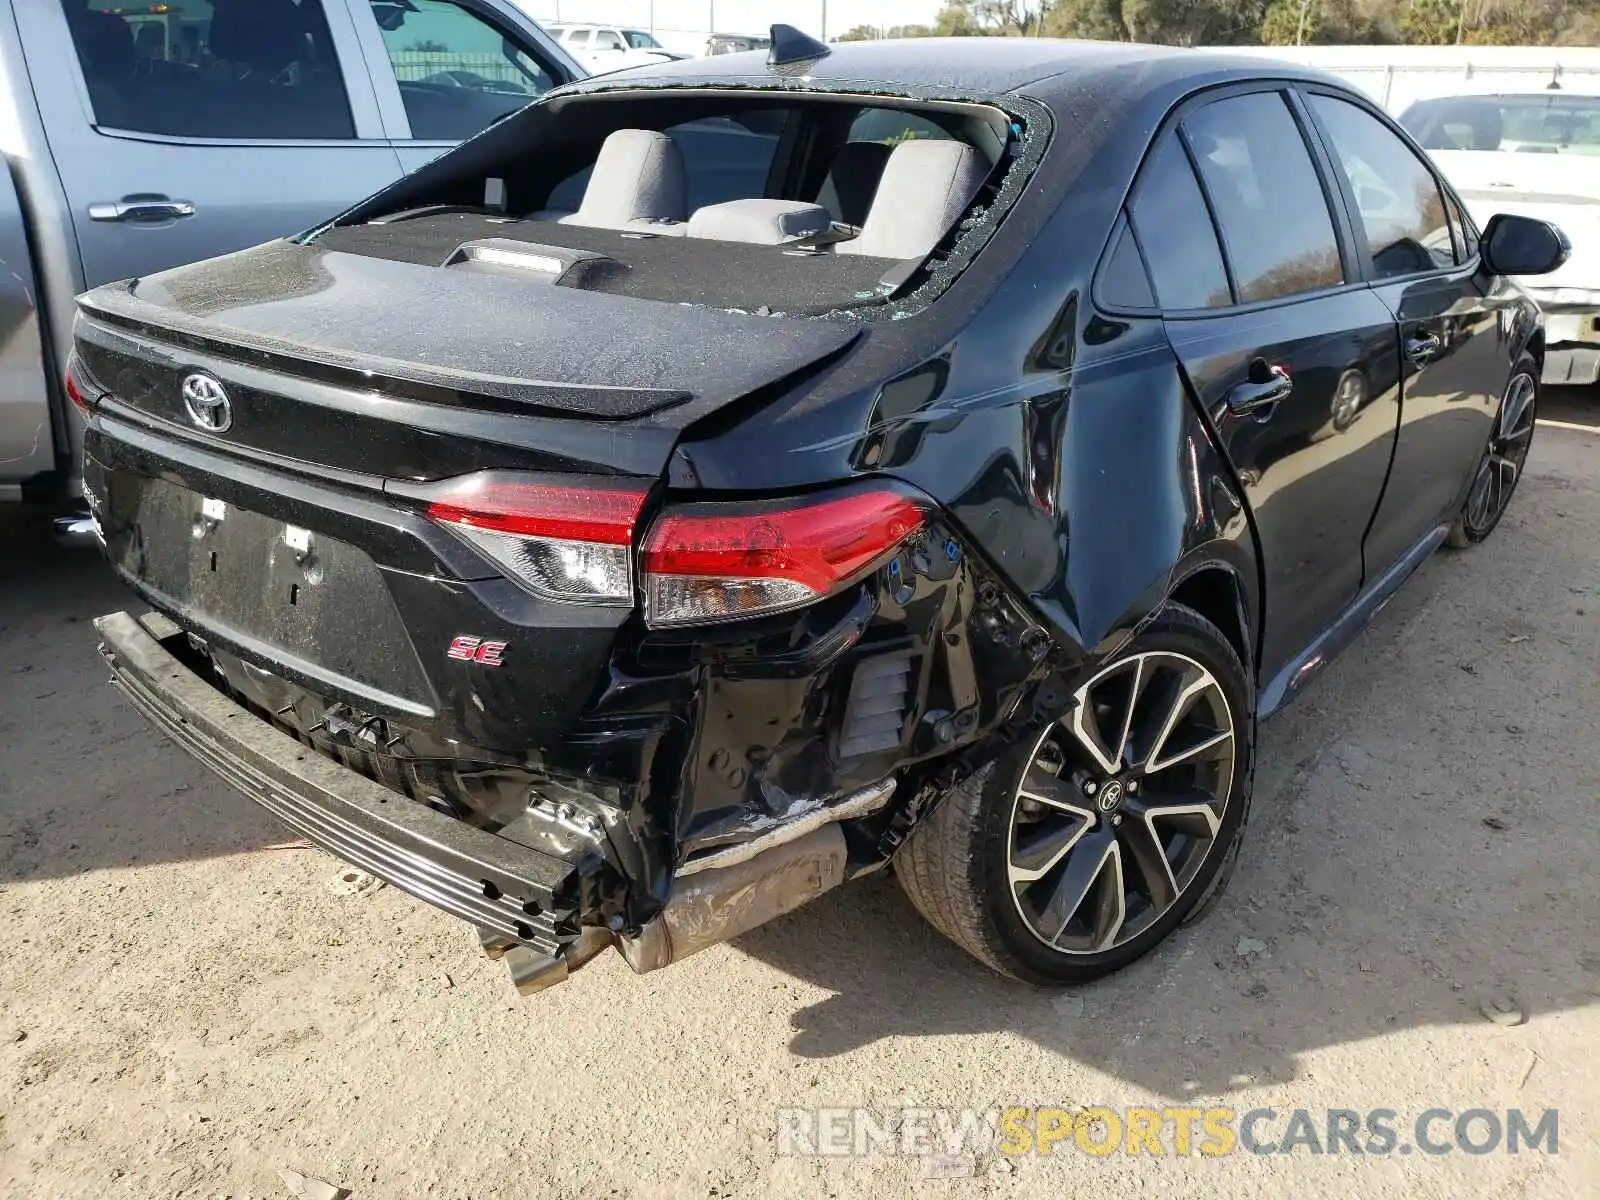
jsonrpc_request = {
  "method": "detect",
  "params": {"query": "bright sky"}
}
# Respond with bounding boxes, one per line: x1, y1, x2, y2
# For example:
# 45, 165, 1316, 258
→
510, 0, 947, 49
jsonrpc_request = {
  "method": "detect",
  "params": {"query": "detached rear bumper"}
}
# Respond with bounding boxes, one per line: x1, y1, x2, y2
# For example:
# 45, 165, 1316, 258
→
93, 610, 583, 961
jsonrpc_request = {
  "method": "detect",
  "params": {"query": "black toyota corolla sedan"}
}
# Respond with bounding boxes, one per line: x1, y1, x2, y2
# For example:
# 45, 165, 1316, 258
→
76, 32, 1567, 992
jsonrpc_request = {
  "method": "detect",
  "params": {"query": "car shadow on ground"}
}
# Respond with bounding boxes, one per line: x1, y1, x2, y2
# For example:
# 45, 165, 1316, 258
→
0, 509, 283, 885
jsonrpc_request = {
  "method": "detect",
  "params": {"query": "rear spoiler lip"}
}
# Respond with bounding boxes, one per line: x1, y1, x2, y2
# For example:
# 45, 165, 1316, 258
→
75, 296, 692, 423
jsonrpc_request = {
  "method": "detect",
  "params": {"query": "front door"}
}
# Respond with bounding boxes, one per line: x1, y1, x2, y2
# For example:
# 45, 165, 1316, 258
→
1300, 91, 1515, 575
1132, 90, 1403, 685
26, 0, 405, 291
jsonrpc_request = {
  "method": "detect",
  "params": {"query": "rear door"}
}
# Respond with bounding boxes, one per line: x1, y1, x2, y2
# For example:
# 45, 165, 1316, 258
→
350, 0, 581, 173
1301, 90, 1512, 576
1132, 88, 1404, 686
23, 0, 405, 291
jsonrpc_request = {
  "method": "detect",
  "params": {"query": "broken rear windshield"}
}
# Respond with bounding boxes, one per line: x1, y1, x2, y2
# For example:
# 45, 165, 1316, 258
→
309, 91, 1036, 318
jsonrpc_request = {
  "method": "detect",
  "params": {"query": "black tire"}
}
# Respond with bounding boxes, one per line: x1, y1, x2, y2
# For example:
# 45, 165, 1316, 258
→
896, 603, 1254, 985
1447, 356, 1538, 549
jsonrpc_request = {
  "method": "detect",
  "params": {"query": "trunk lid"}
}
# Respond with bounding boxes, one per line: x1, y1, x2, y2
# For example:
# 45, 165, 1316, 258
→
75, 239, 860, 481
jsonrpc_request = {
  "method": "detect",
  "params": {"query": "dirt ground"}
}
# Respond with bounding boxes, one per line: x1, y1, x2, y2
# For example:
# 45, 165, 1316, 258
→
2, 421, 1597, 1199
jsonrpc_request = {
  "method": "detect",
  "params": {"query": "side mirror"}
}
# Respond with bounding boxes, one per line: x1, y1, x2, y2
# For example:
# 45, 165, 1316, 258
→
1481, 213, 1571, 277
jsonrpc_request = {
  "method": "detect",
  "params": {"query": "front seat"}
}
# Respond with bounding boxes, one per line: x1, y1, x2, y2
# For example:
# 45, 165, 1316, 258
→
550, 129, 689, 234
208, 0, 307, 76
63, 0, 134, 81
816, 141, 892, 229
836, 139, 989, 259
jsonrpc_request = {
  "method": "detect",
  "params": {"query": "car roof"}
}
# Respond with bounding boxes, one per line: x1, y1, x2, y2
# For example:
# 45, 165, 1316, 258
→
577, 38, 1345, 106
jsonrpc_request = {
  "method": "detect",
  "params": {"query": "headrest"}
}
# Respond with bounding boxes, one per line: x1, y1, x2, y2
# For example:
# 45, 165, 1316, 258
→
836, 139, 989, 260
568, 129, 688, 229
686, 199, 831, 244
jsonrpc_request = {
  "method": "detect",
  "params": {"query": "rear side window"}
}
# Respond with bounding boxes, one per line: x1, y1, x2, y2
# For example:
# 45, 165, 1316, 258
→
1128, 135, 1232, 310
65, 0, 353, 139
1099, 218, 1155, 309
1311, 95, 1456, 279
1184, 93, 1344, 303
374, 0, 558, 141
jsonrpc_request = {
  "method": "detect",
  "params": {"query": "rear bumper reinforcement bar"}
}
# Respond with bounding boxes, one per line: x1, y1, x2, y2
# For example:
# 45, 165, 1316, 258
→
94, 610, 580, 960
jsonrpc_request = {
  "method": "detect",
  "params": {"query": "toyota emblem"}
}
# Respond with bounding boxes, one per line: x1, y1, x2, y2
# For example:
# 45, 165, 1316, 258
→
181, 373, 231, 433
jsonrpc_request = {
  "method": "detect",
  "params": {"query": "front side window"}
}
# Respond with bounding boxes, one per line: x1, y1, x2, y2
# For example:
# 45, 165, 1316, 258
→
623, 30, 662, 49
593, 30, 625, 50
1128, 134, 1232, 310
65, 0, 353, 139
1184, 92, 1345, 303
373, 0, 557, 141
1311, 95, 1456, 279
1455, 194, 1480, 260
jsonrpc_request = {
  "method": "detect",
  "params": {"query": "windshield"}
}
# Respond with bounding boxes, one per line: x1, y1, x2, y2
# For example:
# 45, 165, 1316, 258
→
1402, 94, 1600, 156
623, 30, 661, 48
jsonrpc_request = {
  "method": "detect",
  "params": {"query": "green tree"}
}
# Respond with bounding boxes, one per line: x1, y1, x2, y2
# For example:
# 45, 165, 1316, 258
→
836, 23, 878, 40
1043, 0, 1129, 40
1259, 0, 1385, 43
846, 0, 1600, 45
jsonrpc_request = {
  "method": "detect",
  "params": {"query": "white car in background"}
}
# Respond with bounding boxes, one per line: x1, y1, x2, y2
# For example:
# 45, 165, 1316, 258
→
545, 23, 684, 74
1403, 91, 1600, 386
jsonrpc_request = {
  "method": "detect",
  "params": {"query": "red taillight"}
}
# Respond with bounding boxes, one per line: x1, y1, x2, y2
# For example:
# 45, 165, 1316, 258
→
64, 358, 94, 415
639, 488, 926, 627
426, 481, 646, 545
423, 474, 649, 605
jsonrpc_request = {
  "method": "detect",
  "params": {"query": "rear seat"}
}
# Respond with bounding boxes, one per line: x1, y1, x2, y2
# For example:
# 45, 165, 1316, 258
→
538, 128, 986, 257
835, 139, 989, 259
815, 141, 892, 229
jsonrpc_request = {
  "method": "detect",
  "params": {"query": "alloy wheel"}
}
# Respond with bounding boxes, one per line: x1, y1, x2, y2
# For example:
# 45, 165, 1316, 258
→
1006, 651, 1237, 954
1464, 371, 1536, 536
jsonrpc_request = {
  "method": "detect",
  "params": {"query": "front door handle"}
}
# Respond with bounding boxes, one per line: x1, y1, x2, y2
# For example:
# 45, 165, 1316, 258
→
88, 196, 197, 223
1404, 331, 1442, 367
1226, 359, 1293, 415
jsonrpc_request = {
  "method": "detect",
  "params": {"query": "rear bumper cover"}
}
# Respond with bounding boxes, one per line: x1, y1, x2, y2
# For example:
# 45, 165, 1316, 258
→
94, 610, 582, 958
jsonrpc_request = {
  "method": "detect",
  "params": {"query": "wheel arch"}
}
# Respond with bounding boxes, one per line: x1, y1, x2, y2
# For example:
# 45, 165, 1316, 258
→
1166, 558, 1255, 685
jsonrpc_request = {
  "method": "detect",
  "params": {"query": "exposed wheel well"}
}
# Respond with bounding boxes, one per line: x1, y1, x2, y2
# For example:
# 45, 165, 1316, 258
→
1168, 567, 1251, 677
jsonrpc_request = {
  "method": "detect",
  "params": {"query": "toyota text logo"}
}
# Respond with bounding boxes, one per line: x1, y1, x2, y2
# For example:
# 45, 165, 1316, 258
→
181, 373, 231, 433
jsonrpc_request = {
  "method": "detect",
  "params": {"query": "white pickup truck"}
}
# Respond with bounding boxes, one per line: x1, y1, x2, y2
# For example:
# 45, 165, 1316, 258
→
543, 23, 685, 74
1400, 90, 1600, 386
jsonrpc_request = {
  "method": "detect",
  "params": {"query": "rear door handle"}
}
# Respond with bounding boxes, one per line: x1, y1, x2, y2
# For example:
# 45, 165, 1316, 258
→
1404, 331, 1442, 366
88, 196, 197, 223
1226, 360, 1293, 415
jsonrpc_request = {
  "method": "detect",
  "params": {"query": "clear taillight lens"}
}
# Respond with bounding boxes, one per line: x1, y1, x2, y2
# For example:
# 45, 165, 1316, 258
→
425, 474, 648, 605
639, 487, 927, 627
